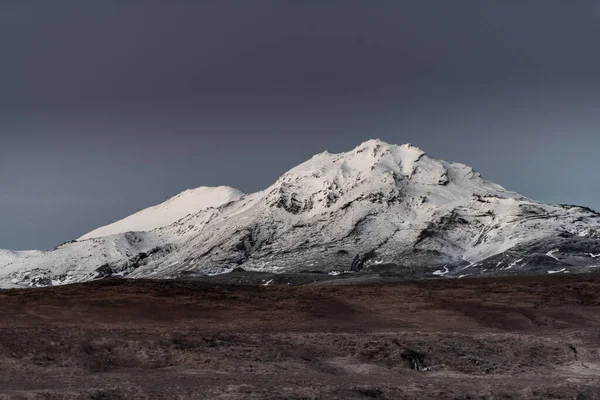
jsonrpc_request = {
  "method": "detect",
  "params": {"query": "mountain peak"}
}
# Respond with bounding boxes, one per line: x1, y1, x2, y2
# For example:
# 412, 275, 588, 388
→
353, 139, 424, 155
266, 139, 507, 217
279, 139, 435, 188
78, 186, 244, 240
3, 139, 600, 288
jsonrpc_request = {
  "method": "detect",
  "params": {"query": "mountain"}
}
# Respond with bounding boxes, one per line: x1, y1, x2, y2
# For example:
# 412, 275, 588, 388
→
79, 186, 244, 240
1, 139, 600, 287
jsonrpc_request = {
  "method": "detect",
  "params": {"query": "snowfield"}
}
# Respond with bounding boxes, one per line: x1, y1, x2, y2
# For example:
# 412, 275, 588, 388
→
79, 186, 243, 240
1, 139, 600, 287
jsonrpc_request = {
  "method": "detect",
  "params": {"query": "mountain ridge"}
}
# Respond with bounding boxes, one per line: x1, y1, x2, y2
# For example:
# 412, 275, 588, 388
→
79, 186, 244, 240
1, 139, 599, 287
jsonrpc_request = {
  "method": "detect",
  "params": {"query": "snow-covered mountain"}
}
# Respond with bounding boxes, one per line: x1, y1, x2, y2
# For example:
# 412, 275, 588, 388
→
2, 139, 600, 287
79, 186, 243, 240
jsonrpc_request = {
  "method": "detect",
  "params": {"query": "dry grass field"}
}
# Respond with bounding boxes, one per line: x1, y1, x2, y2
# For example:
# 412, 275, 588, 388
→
0, 274, 599, 399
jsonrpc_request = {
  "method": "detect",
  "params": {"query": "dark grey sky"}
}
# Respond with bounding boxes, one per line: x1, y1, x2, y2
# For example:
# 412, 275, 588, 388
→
1, 1, 599, 250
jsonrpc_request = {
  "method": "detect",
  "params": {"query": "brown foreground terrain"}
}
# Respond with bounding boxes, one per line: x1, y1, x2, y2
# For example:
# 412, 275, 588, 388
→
0, 274, 599, 399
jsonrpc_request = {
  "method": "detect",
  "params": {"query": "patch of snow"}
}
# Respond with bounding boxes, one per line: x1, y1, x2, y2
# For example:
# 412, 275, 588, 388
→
589, 253, 600, 259
432, 266, 449, 276
505, 259, 523, 270
0, 283, 23, 289
548, 268, 567, 274
546, 249, 560, 261
262, 279, 274, 286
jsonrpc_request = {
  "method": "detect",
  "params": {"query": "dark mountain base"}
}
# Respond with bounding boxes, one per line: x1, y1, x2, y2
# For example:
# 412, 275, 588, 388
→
181, 267, 600, 286
0, 275, 599, 399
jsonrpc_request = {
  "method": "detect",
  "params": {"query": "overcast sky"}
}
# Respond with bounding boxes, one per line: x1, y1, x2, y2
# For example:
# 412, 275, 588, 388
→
1, 1, 600, 250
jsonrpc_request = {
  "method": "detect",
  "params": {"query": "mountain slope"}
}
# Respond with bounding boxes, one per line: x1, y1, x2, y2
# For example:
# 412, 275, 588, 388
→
1, 139, 599, 287
79, 186, 243, 240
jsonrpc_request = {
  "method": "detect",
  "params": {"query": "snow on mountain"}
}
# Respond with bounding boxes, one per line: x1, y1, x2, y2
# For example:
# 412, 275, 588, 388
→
0, 232, 162, 286
2, 139, 600, 287
79, 186, 244, 240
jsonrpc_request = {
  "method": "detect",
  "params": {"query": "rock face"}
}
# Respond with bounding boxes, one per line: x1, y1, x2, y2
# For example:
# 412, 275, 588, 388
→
2, 139, 600, 287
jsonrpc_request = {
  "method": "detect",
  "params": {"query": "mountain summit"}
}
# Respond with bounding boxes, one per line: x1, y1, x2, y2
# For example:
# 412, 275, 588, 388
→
79, 186, 243, 240
1, 140, 599, 287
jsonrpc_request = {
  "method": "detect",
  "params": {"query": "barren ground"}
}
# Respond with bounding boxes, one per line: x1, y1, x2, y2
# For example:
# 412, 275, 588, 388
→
0, 274, 599, 399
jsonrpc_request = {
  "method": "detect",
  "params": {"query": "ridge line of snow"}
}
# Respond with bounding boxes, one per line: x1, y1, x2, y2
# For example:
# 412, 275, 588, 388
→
79, 186, 244, 240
